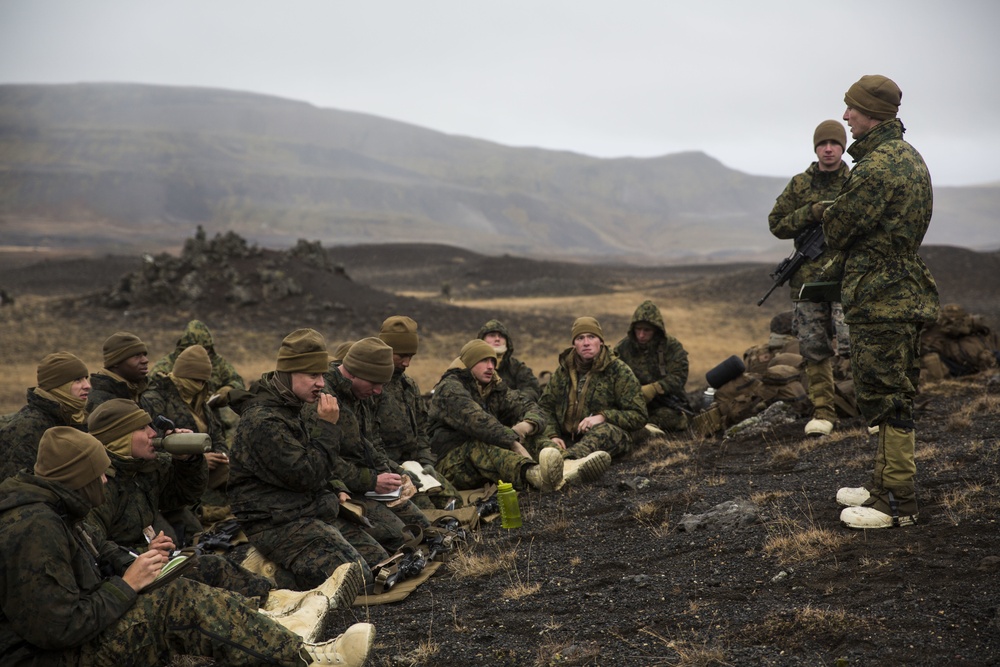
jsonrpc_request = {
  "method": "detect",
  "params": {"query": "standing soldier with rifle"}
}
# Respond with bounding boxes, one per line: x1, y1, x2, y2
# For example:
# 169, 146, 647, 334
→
767, 120, 851, 436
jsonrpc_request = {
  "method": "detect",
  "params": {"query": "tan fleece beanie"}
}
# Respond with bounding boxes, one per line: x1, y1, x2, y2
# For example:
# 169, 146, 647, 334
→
174, 344, 213, 381
813, 120, 847, 149
343, 337, 395, 384
102, 332, 148, 368
459, 339, 497, 369
87, 398, 152, 446
571, 316, 604, 342
37, 352, 89, 391
275, 328, 330, 374
34, 427, 110, 491
378, 316, 419, 355
844, 75, 901, 120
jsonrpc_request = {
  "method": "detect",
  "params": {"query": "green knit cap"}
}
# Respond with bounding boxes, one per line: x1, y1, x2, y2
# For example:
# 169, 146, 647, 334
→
37, 352, 89, 391
344, 337, 395, 384
571, 316, 604, 343
276, 328, 330, 374
173, 344, 213, 381
87, 398, 152, 445
844, 75, 901, 120
378, 316, 419, 355
459, 339, 497, 369
813, 120, 847, 149
102, 331, 147, 368
35, 427, 110, 490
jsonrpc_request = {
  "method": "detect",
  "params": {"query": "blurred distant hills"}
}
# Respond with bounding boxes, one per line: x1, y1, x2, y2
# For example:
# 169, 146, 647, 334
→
1, 83, 997, 263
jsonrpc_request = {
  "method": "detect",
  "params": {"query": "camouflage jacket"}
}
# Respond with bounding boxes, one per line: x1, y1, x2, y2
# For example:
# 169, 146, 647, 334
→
375, 369, 435, 466
0, 388, 84, 482
140, 375, 228, 455
768, 161, 851, 294
478, 319, 541, 401
538, 345, 647, 439
613, 300, 689, 402
84, 451, 208, 575
149, 320, 245, 394
823, 119, 939, 324
320, 366, 404, 495
86, 371, 146, 413
0, 474, 135, 663
427, 367, 547, 461
228, 374, 343, 530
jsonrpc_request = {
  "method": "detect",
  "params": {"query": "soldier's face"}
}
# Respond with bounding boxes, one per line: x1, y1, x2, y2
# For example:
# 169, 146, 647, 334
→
483, 332, 507, 349
633, 324, 656, 345
393, 353, 413, 371
573, 333, 602, 361
131, 425, 158, 460
844, 107, 878, 140
351, 376, 384, 400
70, 376, 91, 400
113, 353, 149, 383
290, 372, 325, 403
470, 358, 496, 385
814, 140, 844, 171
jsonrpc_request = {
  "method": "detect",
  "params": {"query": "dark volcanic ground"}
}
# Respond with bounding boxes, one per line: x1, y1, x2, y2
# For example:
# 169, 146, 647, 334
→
2, 243, 1000, 666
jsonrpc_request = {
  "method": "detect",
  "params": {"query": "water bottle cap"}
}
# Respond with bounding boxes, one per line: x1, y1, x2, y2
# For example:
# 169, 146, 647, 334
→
497, 480, 513, 492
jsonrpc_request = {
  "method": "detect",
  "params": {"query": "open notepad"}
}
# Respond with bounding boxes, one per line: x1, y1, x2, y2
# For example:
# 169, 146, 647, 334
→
365, 487, 402, 502
141, 552, 198, 593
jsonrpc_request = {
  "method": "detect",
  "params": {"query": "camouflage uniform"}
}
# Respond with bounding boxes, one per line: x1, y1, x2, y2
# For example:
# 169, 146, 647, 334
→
229, 373, 386, 588
376, 367, 462, 509
769, 160, 852, 424
538, 345, 647, 460
428, 367, 547, 492
86, 370, 146, 413
0, 474, 306, 666
478, 319, 541, 401
83, 450, 273, 601
321, 366, 429, 552
823, 118, 939, 516
149, 319, 246, 395
613, 301, 690, 431
0, 388, 84, 482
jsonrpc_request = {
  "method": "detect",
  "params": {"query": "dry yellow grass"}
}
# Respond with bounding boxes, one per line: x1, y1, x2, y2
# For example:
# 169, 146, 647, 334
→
0, 283, 773, 415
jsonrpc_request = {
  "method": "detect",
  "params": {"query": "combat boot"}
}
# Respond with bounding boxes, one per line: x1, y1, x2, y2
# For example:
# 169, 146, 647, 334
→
241, 545, 278, 582
804, 358, 836, 436
524, 447, 564, 493
302, 622, 375, 667
262, 591, 329, 643
840, 491, 918, 529
836, 486, 871, 507
561, 450, 612, 487
264, 562, 363, 615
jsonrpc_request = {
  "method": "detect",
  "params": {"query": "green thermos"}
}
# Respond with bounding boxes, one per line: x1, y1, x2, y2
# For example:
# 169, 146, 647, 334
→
496, 480, 522, 529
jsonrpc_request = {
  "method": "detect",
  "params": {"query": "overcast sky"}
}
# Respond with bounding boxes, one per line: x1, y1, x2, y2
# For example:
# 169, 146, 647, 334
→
1, 1, 998, 186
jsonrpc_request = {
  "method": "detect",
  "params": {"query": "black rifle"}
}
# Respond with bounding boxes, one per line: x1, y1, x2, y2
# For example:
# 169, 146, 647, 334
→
661, 394, 696, 416
757, 223, 826, 306
374, 532, 454, 593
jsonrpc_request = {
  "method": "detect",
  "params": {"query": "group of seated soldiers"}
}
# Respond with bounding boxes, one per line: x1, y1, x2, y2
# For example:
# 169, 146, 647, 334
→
4, 299, 992, 665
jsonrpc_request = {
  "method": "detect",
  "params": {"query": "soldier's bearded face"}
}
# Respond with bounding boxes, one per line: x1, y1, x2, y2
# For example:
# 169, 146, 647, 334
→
290, 372, 325, 403
844, 107, 878, 140
393, 353, 413, 371
573, 333, 602, 361
131, 425, 158, 460
470, 358, 496, 385
633, 324, 656, 345
70, 376, 91, 400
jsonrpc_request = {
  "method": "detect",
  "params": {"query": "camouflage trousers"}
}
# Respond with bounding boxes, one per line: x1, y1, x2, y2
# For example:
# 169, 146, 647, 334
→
74, 577, 305, 666
358, 497, 430, 553
184, 552, 274, 601
849, 322, 921, 427
793, 300, 849, 362
648, 404, 689, 432
437, 440, 533, 492
245, 516, 387, 588
560, 422, 632, 460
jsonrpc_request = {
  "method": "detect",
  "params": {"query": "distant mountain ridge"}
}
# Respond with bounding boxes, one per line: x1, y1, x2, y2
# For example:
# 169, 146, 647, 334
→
1, 83, 997, 262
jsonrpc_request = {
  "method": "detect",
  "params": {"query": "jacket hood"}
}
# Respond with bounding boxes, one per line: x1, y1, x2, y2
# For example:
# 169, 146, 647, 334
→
478, 319, 514, 355
175, 320, 215, 353
629, 300, 666, 338
0, 473, 91, 519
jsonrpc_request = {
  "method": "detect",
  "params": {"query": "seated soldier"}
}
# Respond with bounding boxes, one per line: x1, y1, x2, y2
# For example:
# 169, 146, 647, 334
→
428, 339, 585, 494
376, 315, 462, 509
1, 352, 90, 482
538, 317, 646, 463
84, 399, 363, 618
87, 331, 150, 411
0, 426, 374, 667
477, 319, 541, 401
150, 319, 246, 404
324, 338, 430, 554
229, 329, 388, 589
141, 344, 231, 519
614, 300, 691, 433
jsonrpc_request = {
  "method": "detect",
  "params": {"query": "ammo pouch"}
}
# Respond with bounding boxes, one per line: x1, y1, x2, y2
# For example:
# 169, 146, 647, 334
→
714, 373, 765, 425
691, 404, 724, 437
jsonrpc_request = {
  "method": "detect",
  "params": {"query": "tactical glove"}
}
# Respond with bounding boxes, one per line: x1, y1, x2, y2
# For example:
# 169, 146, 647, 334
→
641, 383, 658, 402
511, 421, 535, 439
810, 201, 828, 222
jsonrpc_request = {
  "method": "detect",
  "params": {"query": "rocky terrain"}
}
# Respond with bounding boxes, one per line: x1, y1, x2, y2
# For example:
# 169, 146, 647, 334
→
1, 237, 999, 665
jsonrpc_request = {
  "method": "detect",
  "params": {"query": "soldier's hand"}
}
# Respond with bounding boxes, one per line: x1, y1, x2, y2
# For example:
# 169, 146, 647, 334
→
148, 530, 175, 557
511, 441, 532, 460
577, 414, 606, 433
810, 201, 828, 222
641, 384, 658, 402
550, 437, 567, 450
204, 451, 229, 470
375, 472, 402, 494
122, 550, 165, 592
317, 393, 340, 424
511, 421, 534, 439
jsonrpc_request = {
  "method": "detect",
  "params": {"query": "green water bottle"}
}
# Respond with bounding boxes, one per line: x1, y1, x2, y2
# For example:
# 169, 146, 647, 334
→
496, 480, 522, 529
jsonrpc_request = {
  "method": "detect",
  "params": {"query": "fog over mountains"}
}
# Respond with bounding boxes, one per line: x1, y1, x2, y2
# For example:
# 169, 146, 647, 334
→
1, 83, 997, 263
